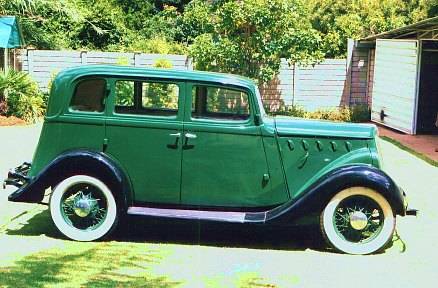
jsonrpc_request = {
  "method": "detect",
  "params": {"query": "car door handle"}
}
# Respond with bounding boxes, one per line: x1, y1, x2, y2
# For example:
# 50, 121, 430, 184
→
183, 133, 197, 149
167, 132, 181, 149
170, 132, 181, 138
184, 133, 197, 139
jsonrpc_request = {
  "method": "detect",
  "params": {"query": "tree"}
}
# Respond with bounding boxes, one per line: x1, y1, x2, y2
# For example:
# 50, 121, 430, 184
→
180, 0, 323, 83
411, 0, 438, 21
307, 0, 438, 58
0, 0, 188, 52
0, 0, 88, 49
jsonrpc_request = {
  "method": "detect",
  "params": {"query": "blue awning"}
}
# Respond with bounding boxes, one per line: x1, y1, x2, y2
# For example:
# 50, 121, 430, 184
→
0, 16, 25, 48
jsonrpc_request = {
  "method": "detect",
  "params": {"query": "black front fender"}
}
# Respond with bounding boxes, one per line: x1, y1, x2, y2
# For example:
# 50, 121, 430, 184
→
263, 165, 406, 224
7, 150, 133, 211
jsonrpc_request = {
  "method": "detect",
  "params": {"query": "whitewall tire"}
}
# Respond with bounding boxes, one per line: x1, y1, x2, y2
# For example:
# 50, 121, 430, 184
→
50, 175, 118, 241
320, 187, 395, 255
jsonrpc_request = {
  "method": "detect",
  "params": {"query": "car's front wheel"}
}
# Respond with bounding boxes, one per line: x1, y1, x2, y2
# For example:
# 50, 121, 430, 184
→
320, 187, 395, 255
50, 175, 118, 241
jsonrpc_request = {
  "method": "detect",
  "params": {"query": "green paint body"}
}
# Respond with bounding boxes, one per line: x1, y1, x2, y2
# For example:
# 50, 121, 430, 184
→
30, 65, 380, 208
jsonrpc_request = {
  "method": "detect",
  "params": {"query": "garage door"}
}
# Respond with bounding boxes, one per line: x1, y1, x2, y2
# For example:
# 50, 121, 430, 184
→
372, 39, 420, 134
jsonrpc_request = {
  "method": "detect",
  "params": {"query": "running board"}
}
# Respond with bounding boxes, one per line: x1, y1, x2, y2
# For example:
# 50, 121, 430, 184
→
127, 206, 248, 223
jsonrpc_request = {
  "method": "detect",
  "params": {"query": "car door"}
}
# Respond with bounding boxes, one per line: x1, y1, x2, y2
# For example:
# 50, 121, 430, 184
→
105, 77, 184, 204
180, 83, 276, 208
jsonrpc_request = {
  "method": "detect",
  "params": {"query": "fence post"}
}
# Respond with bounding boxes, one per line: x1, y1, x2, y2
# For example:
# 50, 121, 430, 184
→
292, 63, 299, 106
186, 57, 193, 70
346, 39, 355, 106
134, 53, 141, 67
81, 51, 88, 65
27, 48, 35, 76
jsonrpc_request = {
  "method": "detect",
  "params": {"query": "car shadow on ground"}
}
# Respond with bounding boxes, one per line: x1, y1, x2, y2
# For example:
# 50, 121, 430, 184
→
5, 208, 329, 253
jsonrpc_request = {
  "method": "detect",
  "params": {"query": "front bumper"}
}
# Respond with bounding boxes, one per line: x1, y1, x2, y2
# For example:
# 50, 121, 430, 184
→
401, 188, 418, 217
406, 208, 418, 216
3, 162, 31, 190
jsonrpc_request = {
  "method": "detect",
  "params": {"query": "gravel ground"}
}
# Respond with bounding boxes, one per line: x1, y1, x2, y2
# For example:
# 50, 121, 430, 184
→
0, 123, 437, 288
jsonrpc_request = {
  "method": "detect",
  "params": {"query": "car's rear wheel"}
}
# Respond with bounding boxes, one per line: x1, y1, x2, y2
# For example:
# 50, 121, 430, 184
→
320, 187, 395, 255
50, 175, 118, 241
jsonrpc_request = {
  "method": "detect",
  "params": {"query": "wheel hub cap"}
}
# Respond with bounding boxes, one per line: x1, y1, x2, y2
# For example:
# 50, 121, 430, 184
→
349, 211, 368, 230
73, 193, 96, 217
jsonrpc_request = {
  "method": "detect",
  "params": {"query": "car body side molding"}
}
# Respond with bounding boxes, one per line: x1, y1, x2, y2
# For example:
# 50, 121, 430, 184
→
127, 206, 247, 223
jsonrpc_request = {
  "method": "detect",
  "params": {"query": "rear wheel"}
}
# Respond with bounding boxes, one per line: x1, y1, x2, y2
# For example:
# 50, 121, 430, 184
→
320, 187, 395, 255
50, 175, 118, 241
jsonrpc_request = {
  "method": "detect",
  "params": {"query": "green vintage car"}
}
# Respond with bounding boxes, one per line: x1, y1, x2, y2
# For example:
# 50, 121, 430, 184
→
4, 65, 416, 254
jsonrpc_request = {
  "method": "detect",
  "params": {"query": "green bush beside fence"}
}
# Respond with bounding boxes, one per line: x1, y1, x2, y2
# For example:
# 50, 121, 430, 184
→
267, 104, 371, 123
0, 70, 46, 123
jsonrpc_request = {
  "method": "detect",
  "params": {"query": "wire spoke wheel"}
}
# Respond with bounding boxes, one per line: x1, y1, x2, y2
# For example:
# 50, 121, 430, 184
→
60, 184, 108, 231
321, 187, 395, 255
50, 175, 118, 241
333, 196, 384, 244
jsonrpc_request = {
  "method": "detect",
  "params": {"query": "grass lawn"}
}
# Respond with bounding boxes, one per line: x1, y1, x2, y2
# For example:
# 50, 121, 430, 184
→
0, 123, 437, 288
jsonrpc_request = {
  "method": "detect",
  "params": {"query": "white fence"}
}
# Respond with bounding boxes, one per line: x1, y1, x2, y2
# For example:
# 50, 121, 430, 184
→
18, 50, 191, 91
18, 49, 350, 111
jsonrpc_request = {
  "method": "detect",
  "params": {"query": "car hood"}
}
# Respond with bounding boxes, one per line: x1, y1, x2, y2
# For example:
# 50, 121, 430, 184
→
273, 116, 377, 139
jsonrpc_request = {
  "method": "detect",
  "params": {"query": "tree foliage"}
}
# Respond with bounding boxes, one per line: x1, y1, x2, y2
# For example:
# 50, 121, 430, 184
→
1, 0, 437, 62
180, 0, 323, 83
307, 0, 438, 58
0, 0, 186, 53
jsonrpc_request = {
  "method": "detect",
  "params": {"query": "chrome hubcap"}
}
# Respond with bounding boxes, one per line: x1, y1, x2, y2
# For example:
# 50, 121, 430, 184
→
73, 192, 97, 217
334, 196, 384, 243
349, 211, 368, 230
61, 185, 107, 231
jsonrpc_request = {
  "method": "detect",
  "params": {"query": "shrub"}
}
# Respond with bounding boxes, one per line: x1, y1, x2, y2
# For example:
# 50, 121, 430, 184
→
266, 105, 371, 123
122, 37, 187, 55
267, 105, 307, 118
350, 104, 371, 123
307, 107, 352, 122
0, 70, 45, 123
153, 58, 173, 69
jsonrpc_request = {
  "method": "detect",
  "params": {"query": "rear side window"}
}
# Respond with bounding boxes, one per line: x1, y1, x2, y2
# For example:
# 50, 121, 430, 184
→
192, 86, 250, 121
70, 79, 106, 112
114, 80, 179, 116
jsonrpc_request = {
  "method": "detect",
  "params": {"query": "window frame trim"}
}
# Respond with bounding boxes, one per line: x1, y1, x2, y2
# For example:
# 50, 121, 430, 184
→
186, 82, 254, 125
66, 77, 108, 115
108, 77, 185, 121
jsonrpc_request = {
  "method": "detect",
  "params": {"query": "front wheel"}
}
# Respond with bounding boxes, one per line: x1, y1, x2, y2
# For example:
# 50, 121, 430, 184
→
320, 187, 395, 255
50, 175, 118, 241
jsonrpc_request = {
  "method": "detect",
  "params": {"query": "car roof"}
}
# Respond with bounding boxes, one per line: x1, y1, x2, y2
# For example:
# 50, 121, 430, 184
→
55, 64, 256, 89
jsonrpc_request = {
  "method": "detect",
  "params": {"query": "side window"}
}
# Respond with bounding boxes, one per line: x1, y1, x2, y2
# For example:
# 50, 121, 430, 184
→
70, 79, 106, 112
192, 86, 250, 121
114, 80, 179, 116
142, 82, 178, 110
115, 81, 134, 107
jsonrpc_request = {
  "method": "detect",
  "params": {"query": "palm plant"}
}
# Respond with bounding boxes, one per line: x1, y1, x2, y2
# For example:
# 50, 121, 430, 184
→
0, 69, 45, 122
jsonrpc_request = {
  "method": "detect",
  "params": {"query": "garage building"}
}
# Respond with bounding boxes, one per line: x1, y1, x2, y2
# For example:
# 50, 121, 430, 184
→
349, 16, 438, 135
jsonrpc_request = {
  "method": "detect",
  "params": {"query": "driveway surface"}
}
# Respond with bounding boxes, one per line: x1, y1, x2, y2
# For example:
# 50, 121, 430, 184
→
377, 124, 438, 161
0, 123, 437, 287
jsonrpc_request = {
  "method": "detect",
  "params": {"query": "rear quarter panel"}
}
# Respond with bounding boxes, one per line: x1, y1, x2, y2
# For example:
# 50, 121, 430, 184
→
29, 119, 104, 178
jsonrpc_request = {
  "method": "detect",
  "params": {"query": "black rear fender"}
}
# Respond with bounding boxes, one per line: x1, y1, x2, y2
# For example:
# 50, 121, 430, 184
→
8, 150, 132, 211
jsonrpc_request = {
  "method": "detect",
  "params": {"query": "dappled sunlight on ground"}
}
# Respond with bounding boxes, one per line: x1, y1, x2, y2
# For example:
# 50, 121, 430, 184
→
0, 124, 437, 287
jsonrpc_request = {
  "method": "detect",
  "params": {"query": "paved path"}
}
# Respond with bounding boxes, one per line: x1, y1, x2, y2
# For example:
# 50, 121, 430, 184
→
377, 124, 438, 161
